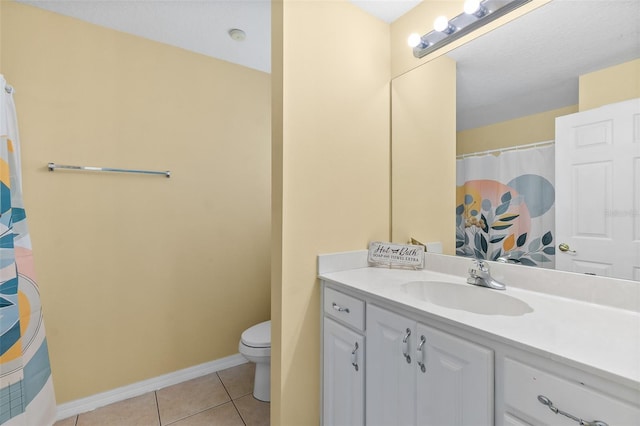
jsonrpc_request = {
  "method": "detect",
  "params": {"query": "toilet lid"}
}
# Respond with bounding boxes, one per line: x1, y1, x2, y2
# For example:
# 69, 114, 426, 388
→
241, 320, 271, 348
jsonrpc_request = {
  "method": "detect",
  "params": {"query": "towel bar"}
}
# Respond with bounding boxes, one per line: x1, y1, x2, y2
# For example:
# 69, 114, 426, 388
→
48, 162, 170, 178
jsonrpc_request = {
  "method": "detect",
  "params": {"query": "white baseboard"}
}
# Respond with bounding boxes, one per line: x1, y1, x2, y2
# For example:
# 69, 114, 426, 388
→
56, 353, 247, 421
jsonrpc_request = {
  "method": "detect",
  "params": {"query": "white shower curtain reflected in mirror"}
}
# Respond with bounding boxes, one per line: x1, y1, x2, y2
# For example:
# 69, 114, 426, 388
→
456, 144, 556, 269
0, 76, 57, 426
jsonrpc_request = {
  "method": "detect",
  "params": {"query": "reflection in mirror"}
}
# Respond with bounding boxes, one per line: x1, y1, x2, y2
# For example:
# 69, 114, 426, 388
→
451, 0, 639, 133
449, 0, 639, 280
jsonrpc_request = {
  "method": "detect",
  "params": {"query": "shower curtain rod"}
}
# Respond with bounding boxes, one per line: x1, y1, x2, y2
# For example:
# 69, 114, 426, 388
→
456, 140, 554, 159
48, 162, 171, 178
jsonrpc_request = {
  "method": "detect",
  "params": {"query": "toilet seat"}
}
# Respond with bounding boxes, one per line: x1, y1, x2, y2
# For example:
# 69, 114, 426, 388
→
241, 320, 271, 348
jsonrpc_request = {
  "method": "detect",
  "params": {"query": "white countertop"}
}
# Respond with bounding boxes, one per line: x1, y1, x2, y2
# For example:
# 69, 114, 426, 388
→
319, 264, 640, 390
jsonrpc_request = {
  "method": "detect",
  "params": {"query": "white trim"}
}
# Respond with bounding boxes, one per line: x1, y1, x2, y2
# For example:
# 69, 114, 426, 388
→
56, 353, 247, 421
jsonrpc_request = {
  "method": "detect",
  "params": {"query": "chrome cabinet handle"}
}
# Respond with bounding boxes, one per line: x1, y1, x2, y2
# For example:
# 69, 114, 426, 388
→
351, 342, 359, 372
402, 328, 412, 363
417, 335, 426, 373
537, 395, 608, 426
332, 302, 350, 313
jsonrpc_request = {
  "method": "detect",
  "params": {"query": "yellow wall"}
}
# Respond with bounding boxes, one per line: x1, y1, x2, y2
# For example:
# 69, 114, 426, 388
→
272, 0, 390, 424
579, 58, 640, 111
1, 2, 271, 403
457, 105, 578, 155
391, 56, 456, 252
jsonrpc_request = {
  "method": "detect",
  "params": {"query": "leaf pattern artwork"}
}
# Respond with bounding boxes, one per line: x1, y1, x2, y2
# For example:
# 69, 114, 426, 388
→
455, 179, 555, 268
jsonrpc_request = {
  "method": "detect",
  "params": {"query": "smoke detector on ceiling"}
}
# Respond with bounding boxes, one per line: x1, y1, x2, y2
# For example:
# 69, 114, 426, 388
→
228, 28, 246, 42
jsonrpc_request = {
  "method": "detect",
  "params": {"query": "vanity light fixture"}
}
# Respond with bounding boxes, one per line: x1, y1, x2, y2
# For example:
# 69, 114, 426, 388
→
433, 15, 457, 35
409, 0, 532, 58
464, 0, 488, 17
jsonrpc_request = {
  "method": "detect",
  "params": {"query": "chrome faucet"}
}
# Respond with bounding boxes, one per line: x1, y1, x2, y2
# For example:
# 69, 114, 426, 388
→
467, 259, 506, 290
496, 254, 517, 264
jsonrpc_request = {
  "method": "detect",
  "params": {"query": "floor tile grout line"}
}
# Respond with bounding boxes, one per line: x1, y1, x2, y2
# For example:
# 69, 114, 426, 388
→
159, 373, 241, 426
216, 372, 233, 400
161, 401, 239, 426
217, 371, 249, 426
217, 372, 246, 425
154, 390, 161, 426
231, 398, 248, 426
216, 371, 254, 403
157, 372, 235, 426
217, 370, 254, 400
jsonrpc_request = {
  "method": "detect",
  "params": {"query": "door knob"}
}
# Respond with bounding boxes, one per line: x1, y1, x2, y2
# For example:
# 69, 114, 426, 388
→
558, 243, 576, 253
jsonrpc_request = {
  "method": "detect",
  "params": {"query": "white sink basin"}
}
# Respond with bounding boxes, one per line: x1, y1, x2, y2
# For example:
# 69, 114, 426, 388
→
401, 280, 533, 316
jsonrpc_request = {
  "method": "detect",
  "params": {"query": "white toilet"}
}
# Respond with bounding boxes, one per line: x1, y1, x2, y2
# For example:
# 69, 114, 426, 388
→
238, 320, 271, 402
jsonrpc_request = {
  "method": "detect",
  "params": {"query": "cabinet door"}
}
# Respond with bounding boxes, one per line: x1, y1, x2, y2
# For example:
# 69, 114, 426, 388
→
323, 318, 364, 426
416, 323, 493, 426
366, 305, 416, 426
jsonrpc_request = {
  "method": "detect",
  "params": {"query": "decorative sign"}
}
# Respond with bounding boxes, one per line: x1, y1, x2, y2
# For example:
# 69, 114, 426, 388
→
368, 241, 425, 269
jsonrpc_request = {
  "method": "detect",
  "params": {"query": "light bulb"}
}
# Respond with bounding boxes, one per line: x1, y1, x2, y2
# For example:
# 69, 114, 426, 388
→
464, 0, 481, 15
433, 16, 450, 32
407, 33, 422, 48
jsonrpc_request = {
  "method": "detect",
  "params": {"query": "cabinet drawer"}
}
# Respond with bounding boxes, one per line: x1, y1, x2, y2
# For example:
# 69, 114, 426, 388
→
503, 357, 640, 425
324, 287, 365, 331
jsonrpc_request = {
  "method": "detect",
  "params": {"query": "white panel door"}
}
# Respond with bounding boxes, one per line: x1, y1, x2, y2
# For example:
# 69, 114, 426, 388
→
366, 305, 416, 426
555, 97, 640, 279
322, 318, 364, 426
416, 323, 493, 426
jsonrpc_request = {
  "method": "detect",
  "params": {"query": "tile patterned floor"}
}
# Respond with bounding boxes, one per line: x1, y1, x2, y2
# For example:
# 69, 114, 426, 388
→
53, 363, 269, 426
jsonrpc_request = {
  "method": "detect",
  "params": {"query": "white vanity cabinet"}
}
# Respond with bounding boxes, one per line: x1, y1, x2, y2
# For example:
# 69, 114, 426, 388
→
497, 353, 640, 426
322, 287, 365, 426
366, 304, 493, 426
320, 273, 640, 426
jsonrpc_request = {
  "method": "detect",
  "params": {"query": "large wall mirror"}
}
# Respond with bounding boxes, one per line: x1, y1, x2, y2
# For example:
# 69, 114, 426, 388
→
392, 0, 640, 281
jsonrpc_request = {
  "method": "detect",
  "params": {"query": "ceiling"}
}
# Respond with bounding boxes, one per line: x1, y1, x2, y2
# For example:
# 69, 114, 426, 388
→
16, 1, 640, 130
16, 0, 421, 74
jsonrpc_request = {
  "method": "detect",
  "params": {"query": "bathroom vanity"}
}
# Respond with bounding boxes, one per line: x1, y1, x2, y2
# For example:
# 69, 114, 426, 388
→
319, 251, 640, 426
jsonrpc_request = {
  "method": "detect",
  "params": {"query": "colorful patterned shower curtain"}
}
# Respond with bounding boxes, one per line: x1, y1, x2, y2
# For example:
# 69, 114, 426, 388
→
456, 144, 556, 268
0, 76, 56, 425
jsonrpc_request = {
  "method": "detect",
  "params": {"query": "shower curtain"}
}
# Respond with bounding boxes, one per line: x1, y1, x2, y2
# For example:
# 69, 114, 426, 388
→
456, 144, 556, 268
0, 76, 56, 425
